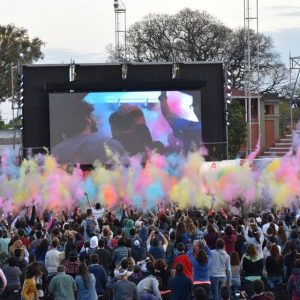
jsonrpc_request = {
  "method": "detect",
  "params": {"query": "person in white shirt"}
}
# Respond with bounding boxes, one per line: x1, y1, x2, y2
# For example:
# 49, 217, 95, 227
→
92, 203, 105, 221
244, 222, 264, 259
45, 238, 62, 278
262, 214, 279, 235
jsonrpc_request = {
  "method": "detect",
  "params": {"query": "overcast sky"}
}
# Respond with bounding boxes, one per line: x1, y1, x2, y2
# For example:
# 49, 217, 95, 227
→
1, 0, 300, 65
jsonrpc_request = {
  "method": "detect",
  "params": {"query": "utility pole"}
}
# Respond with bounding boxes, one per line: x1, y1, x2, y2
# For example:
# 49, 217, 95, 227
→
244, 0, 259, 153
113, 0, 127, 62
289, 55, 300, 131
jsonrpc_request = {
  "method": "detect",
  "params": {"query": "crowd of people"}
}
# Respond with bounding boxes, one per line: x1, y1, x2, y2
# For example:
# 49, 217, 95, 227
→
0, 202, 299, 300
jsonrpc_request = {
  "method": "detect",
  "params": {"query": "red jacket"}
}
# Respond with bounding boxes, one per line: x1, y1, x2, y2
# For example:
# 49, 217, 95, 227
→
173, 253, 193, 282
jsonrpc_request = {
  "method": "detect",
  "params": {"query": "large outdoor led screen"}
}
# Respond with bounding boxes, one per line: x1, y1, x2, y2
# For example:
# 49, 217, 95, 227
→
49, 90, 202, 165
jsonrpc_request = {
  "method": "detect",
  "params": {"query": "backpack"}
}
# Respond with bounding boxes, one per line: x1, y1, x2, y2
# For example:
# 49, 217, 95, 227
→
86, 218, 96, 238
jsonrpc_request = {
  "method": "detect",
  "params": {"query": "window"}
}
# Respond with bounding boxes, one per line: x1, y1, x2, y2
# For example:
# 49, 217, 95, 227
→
265, 104, 274, 115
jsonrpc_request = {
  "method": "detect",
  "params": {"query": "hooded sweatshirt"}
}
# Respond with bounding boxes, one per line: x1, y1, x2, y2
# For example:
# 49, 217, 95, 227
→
90, 236, 98, 249
124, 220, 134, 239
208, 249, 231, 284
242, 255, 263, 281
288, 268, 300, 300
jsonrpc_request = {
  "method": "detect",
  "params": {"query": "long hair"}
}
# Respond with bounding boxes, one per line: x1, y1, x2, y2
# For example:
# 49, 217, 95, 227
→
175, 222, 186, 242
196, 249, 208, 266
270, 244, 281, 263
207, 223, 216, 234
276, 226, 287, 243
186, 218, 197, 236
230, 251, 240, 266
78, 262, 90, 289
282, 240, 292, 257
36, 239, 49, 256
246, 244, 257, 259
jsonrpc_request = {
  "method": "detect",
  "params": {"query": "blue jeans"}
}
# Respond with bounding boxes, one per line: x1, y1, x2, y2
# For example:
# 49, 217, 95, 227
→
231, 279, 241, 300
210, 277, 226, 300
267, 276, 282, 288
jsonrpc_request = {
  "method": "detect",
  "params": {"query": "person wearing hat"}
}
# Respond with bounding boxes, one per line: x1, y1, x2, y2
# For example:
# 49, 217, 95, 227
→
131, 240, 146, 263
137, 261, 162, 300
111, 267, 139, 300
147, 231, 168, 261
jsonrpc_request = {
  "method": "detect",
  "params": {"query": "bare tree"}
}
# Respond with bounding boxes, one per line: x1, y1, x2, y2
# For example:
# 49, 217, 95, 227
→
107, 8, 287, 92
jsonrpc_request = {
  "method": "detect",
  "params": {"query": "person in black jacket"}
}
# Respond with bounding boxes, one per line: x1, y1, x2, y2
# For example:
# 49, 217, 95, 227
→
284, 241, 300, 282
265, 244, 283, 288
170, 263, 192, 300
88, 254, 107, 299
241, 244, 263, 297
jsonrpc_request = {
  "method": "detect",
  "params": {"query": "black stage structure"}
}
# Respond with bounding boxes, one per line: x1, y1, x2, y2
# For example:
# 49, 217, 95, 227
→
22, 62, 226, 162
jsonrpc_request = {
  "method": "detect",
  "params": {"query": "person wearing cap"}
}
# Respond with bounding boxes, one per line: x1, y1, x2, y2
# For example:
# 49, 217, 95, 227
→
137, 262, 162, 300
111, 267, 139, 300
131, 240, 146, 263
147, 231, 168, 261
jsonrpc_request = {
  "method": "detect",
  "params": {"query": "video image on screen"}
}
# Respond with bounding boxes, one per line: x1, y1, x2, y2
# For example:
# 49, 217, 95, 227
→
49, 90, 202, 165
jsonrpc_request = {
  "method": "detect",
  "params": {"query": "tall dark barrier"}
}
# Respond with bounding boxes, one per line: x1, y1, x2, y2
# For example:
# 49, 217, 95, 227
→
23, 65, 69, 155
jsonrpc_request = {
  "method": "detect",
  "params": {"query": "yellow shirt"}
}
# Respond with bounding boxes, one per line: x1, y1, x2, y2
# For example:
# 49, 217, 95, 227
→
21, 277, 38, 300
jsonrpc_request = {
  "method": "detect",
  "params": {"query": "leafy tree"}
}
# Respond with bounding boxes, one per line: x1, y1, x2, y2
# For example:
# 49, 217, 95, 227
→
0, 24, 44, 102
228, 101, 247, 158
107, 8, 287, 93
